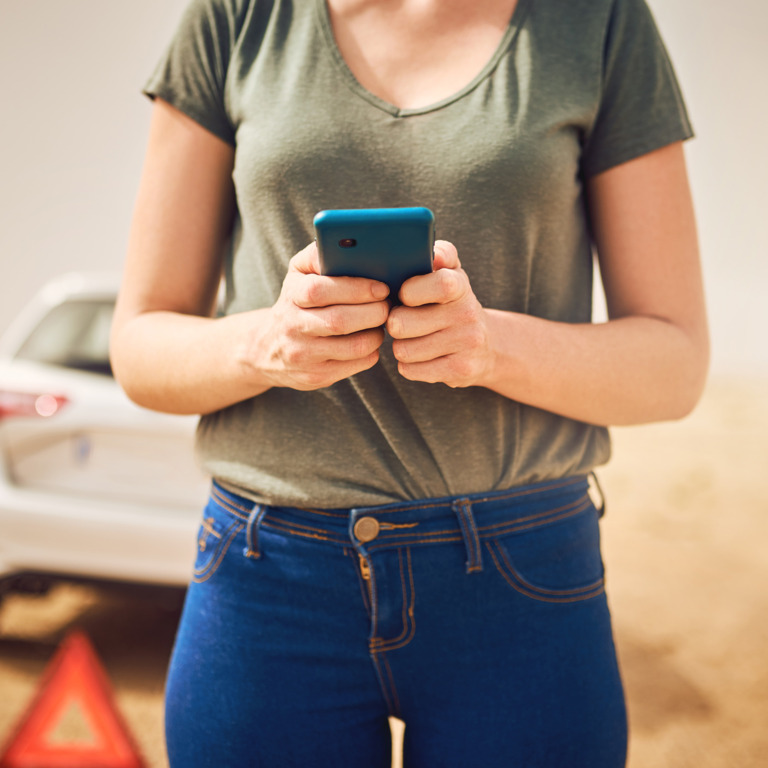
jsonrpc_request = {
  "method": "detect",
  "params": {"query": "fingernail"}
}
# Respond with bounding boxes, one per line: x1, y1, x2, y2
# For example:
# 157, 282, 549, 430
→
372, 283, 390, 299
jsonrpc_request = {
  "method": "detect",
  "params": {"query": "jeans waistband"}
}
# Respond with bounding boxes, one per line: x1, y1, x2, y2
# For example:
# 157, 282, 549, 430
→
209, 475, 597, 557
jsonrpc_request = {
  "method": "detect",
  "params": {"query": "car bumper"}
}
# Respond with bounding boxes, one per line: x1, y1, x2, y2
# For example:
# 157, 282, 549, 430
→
0, 486, 203, 587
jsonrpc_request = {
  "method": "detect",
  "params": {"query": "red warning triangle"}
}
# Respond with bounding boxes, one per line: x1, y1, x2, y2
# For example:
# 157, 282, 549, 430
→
0, 630, 147, 768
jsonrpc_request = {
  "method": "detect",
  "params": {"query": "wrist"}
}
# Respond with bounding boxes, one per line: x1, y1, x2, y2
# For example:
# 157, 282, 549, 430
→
477, 308, 516, 392
230, 308, 277, 396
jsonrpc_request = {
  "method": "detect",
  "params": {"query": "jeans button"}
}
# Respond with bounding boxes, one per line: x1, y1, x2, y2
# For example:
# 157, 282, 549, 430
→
354, 516, 380, 543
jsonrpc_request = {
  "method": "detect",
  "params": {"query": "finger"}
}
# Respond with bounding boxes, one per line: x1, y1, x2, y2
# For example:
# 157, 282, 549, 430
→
288, 242, 390, 306
390, 325, 471, 365
292, 273, 390, 309
300, 327, 386, 363
396, 357, 449, 385
432, 240, 460, 271
391, 331, 445, 365
398, 266, 467, 308
289, 241, 322, 276
396, 354, 477, 389
288, 351, 382, 391
326, 350, 382, 379
276, 327, 384, 380
387, 303, 451, 339
310, 301, 391, 337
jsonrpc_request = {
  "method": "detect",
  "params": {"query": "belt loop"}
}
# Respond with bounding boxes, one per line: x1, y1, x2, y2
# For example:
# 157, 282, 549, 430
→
452, 498, 483, 574
244, 504, 267, 559
588, 472, 606, 518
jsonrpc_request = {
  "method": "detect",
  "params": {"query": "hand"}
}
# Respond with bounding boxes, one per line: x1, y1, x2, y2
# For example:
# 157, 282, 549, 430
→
245, 242, 390, 390
386, 241, 495, 388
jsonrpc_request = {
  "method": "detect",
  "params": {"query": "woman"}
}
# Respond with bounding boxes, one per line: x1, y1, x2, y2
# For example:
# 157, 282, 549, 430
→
110, 0, 709, 765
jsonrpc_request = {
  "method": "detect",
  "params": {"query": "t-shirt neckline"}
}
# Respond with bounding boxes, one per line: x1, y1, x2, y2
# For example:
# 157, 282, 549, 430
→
315, 0, 533, 118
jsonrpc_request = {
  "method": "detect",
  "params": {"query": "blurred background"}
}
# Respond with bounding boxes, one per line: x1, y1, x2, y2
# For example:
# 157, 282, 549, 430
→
1, 2, 766, 768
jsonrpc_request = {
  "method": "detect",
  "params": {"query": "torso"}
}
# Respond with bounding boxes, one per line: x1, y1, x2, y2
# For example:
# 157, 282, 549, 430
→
171, 0, 689, 506
324, 0, 520, 109
195, 0, 613, 506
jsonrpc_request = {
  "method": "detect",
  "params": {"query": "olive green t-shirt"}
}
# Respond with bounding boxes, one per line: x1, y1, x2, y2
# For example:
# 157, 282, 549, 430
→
145, 0, 693, 508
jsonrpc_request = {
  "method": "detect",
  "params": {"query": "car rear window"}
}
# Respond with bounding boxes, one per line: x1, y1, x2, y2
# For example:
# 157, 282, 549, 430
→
15, 299, 115, 376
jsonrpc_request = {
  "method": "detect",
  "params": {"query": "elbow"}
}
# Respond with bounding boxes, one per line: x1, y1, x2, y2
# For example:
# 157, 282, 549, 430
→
108, 326, 127, 391
108, 336, 140, 407
665, 381, 705, 422
614, 322, 710, 426
661, 330, 710, 422
108, 323, 153, 411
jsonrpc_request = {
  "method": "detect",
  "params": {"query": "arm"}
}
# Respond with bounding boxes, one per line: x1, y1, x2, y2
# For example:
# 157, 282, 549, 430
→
110, 99, 389, 415
387, 142, 709, 426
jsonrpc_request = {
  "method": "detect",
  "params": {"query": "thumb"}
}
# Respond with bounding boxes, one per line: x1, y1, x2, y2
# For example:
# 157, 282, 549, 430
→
433, 240, 460, 271
289, 241, 321, 275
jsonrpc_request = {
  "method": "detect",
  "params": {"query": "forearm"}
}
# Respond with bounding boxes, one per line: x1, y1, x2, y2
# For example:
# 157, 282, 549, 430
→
110, 310, 272, 415
482, 309, 709, 426
111, 245, 392, 414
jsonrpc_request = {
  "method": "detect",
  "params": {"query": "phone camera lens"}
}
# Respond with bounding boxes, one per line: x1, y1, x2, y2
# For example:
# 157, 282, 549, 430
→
338, 238, 357, 248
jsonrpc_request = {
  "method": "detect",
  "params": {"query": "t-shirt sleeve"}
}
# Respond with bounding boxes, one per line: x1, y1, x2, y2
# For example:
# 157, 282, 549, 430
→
580, 0, 694, 178
143, 0, 243, 145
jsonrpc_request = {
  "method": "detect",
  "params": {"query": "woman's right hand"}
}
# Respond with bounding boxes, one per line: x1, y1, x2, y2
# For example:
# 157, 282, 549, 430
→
112, 100, 390, 415
242, 242, 391, 391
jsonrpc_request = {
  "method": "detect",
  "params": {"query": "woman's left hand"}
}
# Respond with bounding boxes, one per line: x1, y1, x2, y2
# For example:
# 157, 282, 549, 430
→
386, 241, 495, 388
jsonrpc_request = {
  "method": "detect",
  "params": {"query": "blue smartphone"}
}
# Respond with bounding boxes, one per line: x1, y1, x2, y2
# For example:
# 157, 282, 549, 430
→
313, 207, 435, 298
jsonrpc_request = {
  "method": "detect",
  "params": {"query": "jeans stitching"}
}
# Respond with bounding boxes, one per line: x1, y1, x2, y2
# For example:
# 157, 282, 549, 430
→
370, 650, 398, 717
365, 496, 591, 552
453, 499, 483, 573
205, 497, 588, 553
379, 522, 420, 530
210, 485, 252, 519
485, 540, 605, 603
197, 517, 221, 552
209, 479, 588, 550
209, 491, 349, 545
367, 534, 463, 552
369, 602, 409, 719
370, 548, 410, 649
260, 520, 348, 545
262, 515, 336, 535
372, 549, 416, 653
293, 506, 351, 519
191, 521, 245, 583
465, 501, 482, 572
244, 505, 267, 559
381, 652, 402, 717
492, 538, 605, 596
478, 497, 592, 537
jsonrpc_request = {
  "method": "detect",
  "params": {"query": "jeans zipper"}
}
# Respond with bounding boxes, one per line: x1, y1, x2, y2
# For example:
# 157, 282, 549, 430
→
358, 553, 371, 581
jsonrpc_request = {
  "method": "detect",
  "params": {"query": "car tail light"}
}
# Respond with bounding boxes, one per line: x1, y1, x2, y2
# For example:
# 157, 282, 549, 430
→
0, 390, 69, 419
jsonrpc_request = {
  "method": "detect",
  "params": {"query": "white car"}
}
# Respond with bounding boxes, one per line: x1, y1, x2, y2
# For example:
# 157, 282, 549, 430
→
0, 274, 209, 594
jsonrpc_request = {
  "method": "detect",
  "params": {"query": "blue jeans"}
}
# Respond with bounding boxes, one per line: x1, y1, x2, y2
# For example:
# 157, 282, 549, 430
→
165, 477, 627, 767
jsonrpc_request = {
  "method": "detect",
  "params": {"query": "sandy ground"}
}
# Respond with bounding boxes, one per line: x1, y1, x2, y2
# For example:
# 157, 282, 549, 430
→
0, 375, 766, 767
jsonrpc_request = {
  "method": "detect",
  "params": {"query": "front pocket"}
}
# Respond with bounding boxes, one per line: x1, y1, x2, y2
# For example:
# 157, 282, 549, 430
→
192, 516, 244, 583
486, 500, 605, 604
